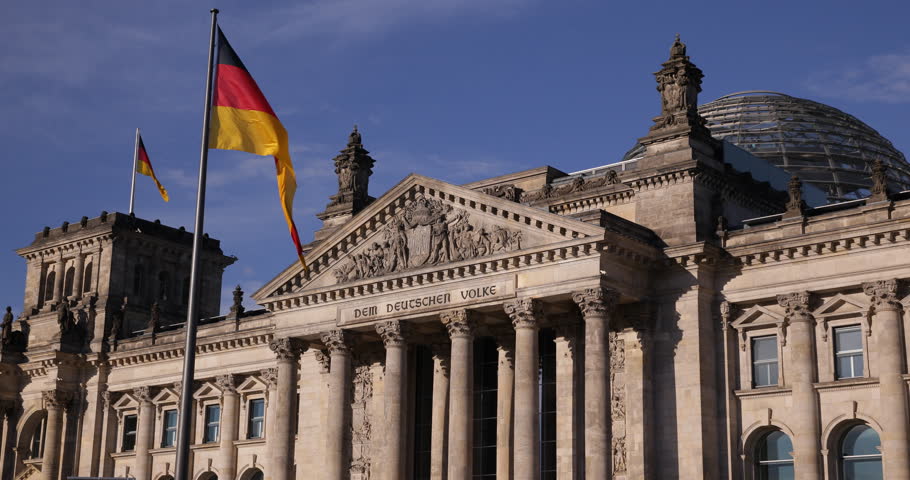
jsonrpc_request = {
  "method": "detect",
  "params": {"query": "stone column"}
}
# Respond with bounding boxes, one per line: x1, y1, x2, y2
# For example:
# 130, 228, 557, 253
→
430, 343, 450, 480
216, 374, 241, 480
321, 330, 352, 480
53, 255, 65, 305
864, 280, 910, 479
77, 363, 108, 477
0, 400, 18, 480
624, 308, 653, 480
441, 309, 475, 480
97, 391, 117, 477
269, 338, 305, 480
776, 292, 820, 479
376, 321, 409, 480
41, 390, 72, 480
505, 299, 543, 480
493, 330, 515, 480
553, 323, 578, 480
72, 253, 85, 298
572, 287, 619, 480
133, 386, 155, 480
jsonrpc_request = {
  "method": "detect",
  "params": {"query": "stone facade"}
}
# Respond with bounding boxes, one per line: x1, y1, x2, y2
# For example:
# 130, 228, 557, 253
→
1, 37, 909, 480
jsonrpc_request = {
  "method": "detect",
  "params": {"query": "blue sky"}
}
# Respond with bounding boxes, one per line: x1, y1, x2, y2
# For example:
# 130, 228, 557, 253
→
2, 0, 908, 315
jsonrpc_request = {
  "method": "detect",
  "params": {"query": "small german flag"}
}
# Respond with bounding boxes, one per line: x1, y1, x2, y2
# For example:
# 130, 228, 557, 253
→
137, 135, 169, 202
208, 27, 306, 272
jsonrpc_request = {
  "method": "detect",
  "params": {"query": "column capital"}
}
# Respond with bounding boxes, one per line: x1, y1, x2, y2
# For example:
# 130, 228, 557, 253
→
572, 287, 619, 318
133, 386, 154, 404
260, 368, 279, 388
375, 320, 410, 348
42, 390, 73, 410
269, 337, 306, 361
504, 298, 543, 329
314, 350, 331, 374
441, 309, 476, 339
776, 291, 813, 323
215, 374, 239, 395
321, 329, 351, 355
863, 279, 901, 311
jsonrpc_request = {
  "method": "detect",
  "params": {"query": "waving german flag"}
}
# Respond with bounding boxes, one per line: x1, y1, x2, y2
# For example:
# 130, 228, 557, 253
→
209, 27, 306, 271
137, 134, 169, 202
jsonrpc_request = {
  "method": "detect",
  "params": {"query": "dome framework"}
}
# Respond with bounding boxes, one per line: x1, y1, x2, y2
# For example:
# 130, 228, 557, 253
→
697, 91, 910, 203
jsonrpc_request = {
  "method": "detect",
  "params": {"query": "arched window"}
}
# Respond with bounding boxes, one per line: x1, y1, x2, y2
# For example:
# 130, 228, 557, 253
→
841, 425, 882, 479
756, 430, 794, 479
241, 470, 264, 480
82, 262, 93, 293
44, 271, 56, 303
28, 416, 47, 459
63, 266, 75, 298
158, 271, 171, 301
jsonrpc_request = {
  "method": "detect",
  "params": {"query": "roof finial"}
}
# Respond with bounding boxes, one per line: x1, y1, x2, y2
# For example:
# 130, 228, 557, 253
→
349, 124, 362, 146
670, 33, 686, 59
784, 175, 806, 218
869, 158, 890, 202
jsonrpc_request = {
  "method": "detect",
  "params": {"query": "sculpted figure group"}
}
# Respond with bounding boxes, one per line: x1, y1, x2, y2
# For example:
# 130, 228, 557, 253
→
334, 193, 523, 283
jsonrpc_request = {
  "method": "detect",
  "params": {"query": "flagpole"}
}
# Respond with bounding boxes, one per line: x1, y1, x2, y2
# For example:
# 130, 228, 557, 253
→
129, 127, 139, 215
175, 9, 218, 480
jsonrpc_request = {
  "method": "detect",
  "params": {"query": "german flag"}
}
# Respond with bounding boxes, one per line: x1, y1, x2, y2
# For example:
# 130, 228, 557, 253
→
137, 135, 169, 202
209, 27, 306, 271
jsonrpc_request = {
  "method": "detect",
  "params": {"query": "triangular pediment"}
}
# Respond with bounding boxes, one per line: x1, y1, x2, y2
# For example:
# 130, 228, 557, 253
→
731, 305, 784, 329
112, 392, 138, 410
152, 387, 179, 406
237, 376, 267, 393
193, 381, 222, 400
812, 294, 868, 318
254, 174, 606, 301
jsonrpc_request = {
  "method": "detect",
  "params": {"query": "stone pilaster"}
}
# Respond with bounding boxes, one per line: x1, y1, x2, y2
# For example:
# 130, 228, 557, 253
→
321, 330, 352, 480
505, 298, 543, 480
376, 321, 409, 480
215, 374, 241, 480
269, 337, 305, 480
133, 386, 155, 480
719, 302, 739, 480
76, 363, 107, 477
97, 391, 116, 476
553, 322, 578, 480
41, 390, 72, 480
0, 400, 18, 480
572, 287, 619, 480
623, 306, 653, 480
441, 309, 475, 480
863, 280, 910, 479
493, 328, 515, 480
430, 343, 450, 480
776, 291, 820, 479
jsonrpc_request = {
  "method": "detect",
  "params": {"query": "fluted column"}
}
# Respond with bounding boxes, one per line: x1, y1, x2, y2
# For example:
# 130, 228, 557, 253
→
505, 299, 543, 480
441, 309, 475, 480
41, 391, 72, 480
133, 387, 155, 480
776, 292, 820, 479
553, 323, 578, 480
430, 343, 450, 480
376, 321, 409, 480
864, 280, 910, 479
321, 330, 352, 480
269, 338, 305, 480
573, 287, 619, 480
493, 330, 514, 479
216, 375, 241, 480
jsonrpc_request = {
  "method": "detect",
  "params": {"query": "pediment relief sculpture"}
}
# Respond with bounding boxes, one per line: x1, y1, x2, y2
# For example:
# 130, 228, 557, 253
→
333, 193, 523, 284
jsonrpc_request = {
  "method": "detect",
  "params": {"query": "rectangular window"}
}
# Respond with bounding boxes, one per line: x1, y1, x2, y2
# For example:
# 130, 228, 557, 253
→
122, 414, 138, 452
248, 399, 265, 439
161, 409, 178, 447
203, 404, 221, 443
413, 346, 434, 480
473, 337, 498, 479
835, 326, 864, 379
539, 329, 557, 480
752, 335, 779, 388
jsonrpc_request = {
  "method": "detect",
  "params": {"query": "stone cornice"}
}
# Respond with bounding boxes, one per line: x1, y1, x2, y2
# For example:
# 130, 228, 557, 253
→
106, 332, 273, 368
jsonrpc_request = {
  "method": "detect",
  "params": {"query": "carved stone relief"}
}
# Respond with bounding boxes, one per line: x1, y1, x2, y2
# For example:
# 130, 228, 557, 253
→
522, 171, 622, 203
610, 331, 627, 474
350, 359, 375, 480
334, 193, 523, 283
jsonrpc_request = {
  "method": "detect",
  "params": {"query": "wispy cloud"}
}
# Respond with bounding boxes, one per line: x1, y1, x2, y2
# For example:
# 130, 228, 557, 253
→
807, 52, 910, 103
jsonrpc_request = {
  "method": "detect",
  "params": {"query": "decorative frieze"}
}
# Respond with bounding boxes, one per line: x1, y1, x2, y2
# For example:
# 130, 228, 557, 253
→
572, 287, 620, 317
350, 360, 375, 480
609, 331, 627, 474
269, 337, 305, 361
333, 193, 523, 283
504, 298, 542, 329
322, 330, 352, 355
440, 309, 476, 339
863, 279, 900, 311
522, 171, 623, 204
375, 320, 409, 348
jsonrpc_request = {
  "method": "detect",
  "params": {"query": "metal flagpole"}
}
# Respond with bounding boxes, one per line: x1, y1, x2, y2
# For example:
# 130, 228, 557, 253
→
174, 9, 218, 480
129, 127, 139, 214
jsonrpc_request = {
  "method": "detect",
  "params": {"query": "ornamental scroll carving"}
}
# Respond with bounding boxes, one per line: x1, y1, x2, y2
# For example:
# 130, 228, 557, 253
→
333, 193, 523, 283
375, 320, 409, 348
350, 359, 375, 480
573, 287, 620, 318
863, 279, 900, 311
441, 309, 476, 339
610, 331, 627, 474
777, 292, 812, 323
504, 298, 542, 329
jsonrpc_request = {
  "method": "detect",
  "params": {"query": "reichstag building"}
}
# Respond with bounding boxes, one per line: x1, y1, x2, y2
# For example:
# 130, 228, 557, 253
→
2, 36, 909, 480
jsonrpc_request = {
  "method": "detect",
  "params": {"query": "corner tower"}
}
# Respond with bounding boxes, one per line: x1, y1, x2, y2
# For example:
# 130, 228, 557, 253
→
315, 126, 376, 242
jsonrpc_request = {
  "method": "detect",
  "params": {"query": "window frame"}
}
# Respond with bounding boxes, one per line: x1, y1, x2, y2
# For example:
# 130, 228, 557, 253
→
160, 409, 178, 448
832, 324, 866, 380
202, 403, 221, 444
750, 334, 780, 388
839, 424, 883, 480
121, 413, 138, 452
247, 397, 266, 439
753, 430, 795, 480
28, 416, 47, 459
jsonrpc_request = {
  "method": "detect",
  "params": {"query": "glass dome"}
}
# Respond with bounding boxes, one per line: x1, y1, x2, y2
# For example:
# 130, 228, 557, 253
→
698, 91, 910, 202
